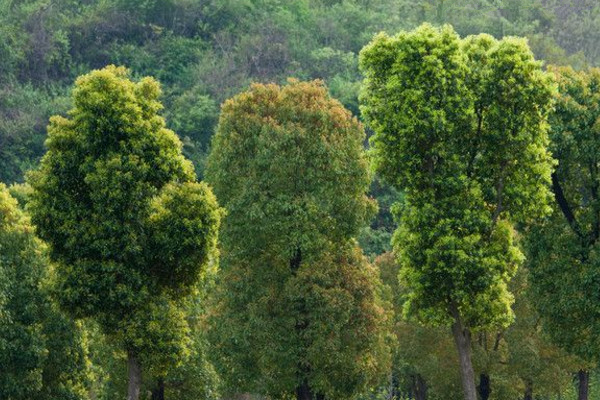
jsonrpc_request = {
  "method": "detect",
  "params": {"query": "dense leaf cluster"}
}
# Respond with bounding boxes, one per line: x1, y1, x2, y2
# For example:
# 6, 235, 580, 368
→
360, 24, 554, 328
28, 66, 222, 375
206, 80, 393, 399
0, 183, 90, 400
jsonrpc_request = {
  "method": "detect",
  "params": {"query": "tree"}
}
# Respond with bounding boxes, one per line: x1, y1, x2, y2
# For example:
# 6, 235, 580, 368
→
376, 251, 577, 400
206, 79, 393, 400
28, 65, 222, 400
359, 24, 554, 400
0, 183, 91, 400
526, 66, 600, 400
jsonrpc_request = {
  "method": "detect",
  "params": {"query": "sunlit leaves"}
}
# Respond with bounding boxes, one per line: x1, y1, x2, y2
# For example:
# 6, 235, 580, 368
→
28, 65, 221, 376
360, 24, 554, 328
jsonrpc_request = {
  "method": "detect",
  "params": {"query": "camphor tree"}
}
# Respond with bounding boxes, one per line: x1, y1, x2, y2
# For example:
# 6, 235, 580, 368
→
206, 80, 393, 400
375, 252, 577, 400
360, 24, 554, 400
28, 66, 222, 400
526, 66, 600, 400
0, 183, 91, 400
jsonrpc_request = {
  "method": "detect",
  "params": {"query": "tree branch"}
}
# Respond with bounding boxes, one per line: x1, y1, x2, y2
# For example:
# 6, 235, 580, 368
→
588, 162, 600, 243
551, 172, 584, 240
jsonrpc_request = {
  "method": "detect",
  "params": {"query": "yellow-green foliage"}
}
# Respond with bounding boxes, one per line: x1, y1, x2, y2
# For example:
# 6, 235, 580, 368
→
27, 65, 222, 375
360, 24, 555, 329
0, 183, 91, 399
206, 80, 393, 399
375, 252, 577, 400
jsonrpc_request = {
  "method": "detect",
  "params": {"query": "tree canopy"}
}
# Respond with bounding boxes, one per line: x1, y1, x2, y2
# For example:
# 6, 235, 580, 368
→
0, 183, 91, 400
27, 65, 222, 399
206, 79, 393, 400
527, 66, 600, 365
359, 23, 555, 400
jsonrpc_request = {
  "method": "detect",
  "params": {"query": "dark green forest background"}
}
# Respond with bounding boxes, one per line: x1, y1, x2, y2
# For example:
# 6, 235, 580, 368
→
2, 0, 598, 185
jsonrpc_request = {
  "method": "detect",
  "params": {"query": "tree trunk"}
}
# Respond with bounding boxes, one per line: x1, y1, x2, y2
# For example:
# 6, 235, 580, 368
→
414, 374, 427, 400
523, 380, 533, 400
450, 305, 477, 400
297, 380, 312, 400
388, 371, 399, 399
127, 352, 142, 400
578, 370, 589, 400
478, 373, 491, 400
151, 378, 165, 400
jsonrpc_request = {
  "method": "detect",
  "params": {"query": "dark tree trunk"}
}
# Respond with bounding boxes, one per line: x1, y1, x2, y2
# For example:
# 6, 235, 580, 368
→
151, 378, 165, 400
390, 371, 401, 400
297, 380, 312, 400
414, 374, 427, 400
523, 380, 533, 400
290, 248, 325, 400
578, 370, 589, 400
127, 352, 142, 400
450, 305, 477, 400
292, 248, 318, 400
478, 373, 491, 400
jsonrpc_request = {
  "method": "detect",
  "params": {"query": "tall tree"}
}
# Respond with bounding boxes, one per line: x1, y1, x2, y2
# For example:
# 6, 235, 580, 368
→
0, 183, 91, 400
206, 79, 393, 400
28, 65, 222, 400
526, 66, 600, 400
360, 24, 555, 400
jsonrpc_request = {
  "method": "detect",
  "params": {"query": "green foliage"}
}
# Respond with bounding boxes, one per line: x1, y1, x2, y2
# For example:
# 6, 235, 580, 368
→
28, 65, 221, 377
163, 299, 221, 400
542, 0, 600, 65
0, 183, 91, 400
0, 84, 70, 183
1, 0, 598, 186
374, 252, 578, 400
206, 80, 393, 399
527, 66, 600, 364
0, 0, 599, 397
359, 178, 403, 259
360, 23, 554, 329
167, 90, 218, 147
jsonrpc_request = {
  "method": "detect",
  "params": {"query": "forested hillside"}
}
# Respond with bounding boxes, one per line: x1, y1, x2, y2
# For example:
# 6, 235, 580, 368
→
3, 1, 600, 400
1, 0, 598, 184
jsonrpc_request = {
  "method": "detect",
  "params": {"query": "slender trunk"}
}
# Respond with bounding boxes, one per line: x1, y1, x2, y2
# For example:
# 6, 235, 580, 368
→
414, 374, 427, 400
478, 373, 491, 400
523, 379, 533, 400
295, 380, 325, 400
127, 352, 142, 400
151, 378, 165, 400
296, 380, 312, 400
578, 370, 589, 400
292, 248, 315, 400
450, 305, 477, 400
390, 371, 401, 400
407, 379, 414, 399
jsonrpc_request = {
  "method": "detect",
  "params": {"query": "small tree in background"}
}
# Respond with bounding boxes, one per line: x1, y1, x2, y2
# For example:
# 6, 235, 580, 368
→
0, 183, 91, 400
527, 66, 600, 400
206, 80, 393, 400
360, 24, 554, 400
28, 65, 222, 400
